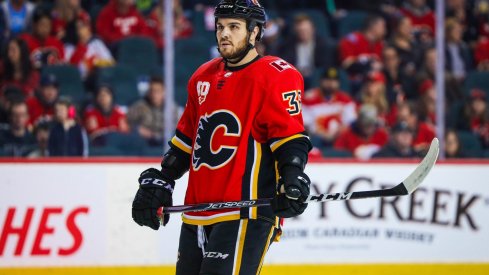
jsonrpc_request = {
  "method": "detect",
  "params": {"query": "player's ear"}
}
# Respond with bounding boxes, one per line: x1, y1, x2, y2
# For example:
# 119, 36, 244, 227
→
250, 25, 260, 44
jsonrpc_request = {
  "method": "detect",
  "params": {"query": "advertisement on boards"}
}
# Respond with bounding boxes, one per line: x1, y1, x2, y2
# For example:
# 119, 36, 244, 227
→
1, 161, 488, 267
269, 163, 489, 264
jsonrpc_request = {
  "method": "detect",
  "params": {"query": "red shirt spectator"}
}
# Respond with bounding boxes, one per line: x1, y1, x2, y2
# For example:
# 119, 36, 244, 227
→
0, 38, 40, 97
19, 10, 65, 69
413, 121, 436, 151
467, 89, 489, 148
83, 85, 129, 138
395, 100, 435, 153
96, 0, 149, 46
25, 74, 59, 125
400, 0, 436, 35
338, 15, 385, 95
145, 0, 193, 49
339, 31, 384, 65
66, 18, 114, 79
83, 105, 127, 136
303, 68, 357, 144
334, 104, 388, 160
51, 0, 90, 42
474, 37, 489, 70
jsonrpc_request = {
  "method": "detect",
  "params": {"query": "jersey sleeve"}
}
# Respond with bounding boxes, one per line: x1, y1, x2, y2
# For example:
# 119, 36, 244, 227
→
169, 79, 197, 155
253, 64, 309, 153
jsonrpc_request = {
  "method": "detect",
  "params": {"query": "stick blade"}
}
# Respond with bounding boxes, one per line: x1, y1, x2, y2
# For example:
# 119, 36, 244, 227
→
401, 137, 439, 194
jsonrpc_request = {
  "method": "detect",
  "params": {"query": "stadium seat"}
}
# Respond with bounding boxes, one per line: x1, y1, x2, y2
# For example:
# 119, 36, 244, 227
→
90, 132, 147, 156
483, 150, 489, 158
446, 101, 464, 129
117, 36, 160, 76
174, 37, 212, 106
338, 68, 351, 93
97, 65, 140, 106
89, 4, 104, 31
290, 9, 331, 38
457, 131, 483, 158
106, 132, 146, 156
321, 147, 353, 158
176, 37, 213, 71
89, 145, 123, 156
337, 10, 368, 38
191, 11, 209, 37
464, 71, 489, 97
42, 65, 86, 104
190, 10, 223, 43
142, 145, 165, 156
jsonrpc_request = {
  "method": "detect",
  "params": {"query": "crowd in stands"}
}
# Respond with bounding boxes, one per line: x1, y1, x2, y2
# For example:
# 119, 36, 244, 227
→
0, 0, 488, 159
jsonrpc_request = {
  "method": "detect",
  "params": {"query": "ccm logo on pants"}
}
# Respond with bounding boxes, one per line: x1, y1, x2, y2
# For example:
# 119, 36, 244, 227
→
203, 251, 229, 259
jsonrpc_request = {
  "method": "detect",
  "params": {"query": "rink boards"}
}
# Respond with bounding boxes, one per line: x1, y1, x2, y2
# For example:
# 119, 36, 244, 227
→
0, 159, 488, 274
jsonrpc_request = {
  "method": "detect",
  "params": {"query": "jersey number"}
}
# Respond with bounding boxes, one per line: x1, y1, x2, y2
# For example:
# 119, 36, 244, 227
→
282, 90, 302, 116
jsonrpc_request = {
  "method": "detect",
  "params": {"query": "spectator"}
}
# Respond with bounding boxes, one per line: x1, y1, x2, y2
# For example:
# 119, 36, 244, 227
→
302, 67, 357, 147
96, 0, 150, 47
26, 74, 59, 126
27, 121, 50, 158
127, 76, 166, 146
0, 101, 35, 156
65, 17, 114, 79
0, 86, 24, 124
146, 0, 193, 49
396, 100, 436, 154
471, 0, 489, 40
339, 14, 385, 94
0, 38, 40, 97
0, 0, 36, 38
445, 18, 472, 81
416, 47, 464, 106
279, 14, 330, 88
359, 71, 389, 123
51, 0, 90, 44
260, 18, 283, 56
400, 0, 436, 37
19, 9, 65, 69
446, 0, 470, 24
330, 0, 389, 14
48, 97, 88, 156
83, 84, 129, 140
445, 129, 466, 158
417, 79, 437, 127
373, 121, 419, 158
334, 104, 388, 160
382, 46, 414, 104
455, 89, 489, 149
474, 36, 489, 71
388, 16, 422, 76
416, 47, 436, 84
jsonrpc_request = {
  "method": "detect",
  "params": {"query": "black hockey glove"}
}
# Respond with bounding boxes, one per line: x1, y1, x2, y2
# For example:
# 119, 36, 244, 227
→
132, 168, 174, 230
271, 166, 310, 218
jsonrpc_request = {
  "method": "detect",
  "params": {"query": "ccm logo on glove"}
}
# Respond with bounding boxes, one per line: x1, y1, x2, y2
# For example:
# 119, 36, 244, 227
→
140, 178, 174, 192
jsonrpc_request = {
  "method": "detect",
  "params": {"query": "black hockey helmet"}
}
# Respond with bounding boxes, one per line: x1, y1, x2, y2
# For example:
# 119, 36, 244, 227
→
214, 0, 267, 41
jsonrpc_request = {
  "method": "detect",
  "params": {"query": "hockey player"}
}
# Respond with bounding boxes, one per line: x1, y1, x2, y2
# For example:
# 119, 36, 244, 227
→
132, 0, 312, 274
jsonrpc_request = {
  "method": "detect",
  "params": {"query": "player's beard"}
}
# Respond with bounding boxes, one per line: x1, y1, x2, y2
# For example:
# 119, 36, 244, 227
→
219, 37, 249, 61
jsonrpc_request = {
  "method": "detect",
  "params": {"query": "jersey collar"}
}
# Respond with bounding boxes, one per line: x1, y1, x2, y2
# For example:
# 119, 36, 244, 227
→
224, 55, 262, 72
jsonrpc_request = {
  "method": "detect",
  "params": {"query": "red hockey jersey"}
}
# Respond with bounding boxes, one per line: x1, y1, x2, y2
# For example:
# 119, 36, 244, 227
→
339, 32, 384, 64
170, 56, 308, 225
95, 0, 149, 45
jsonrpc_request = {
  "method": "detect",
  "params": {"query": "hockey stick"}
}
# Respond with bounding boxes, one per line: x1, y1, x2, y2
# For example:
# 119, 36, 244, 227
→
157, 138, 439, 217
